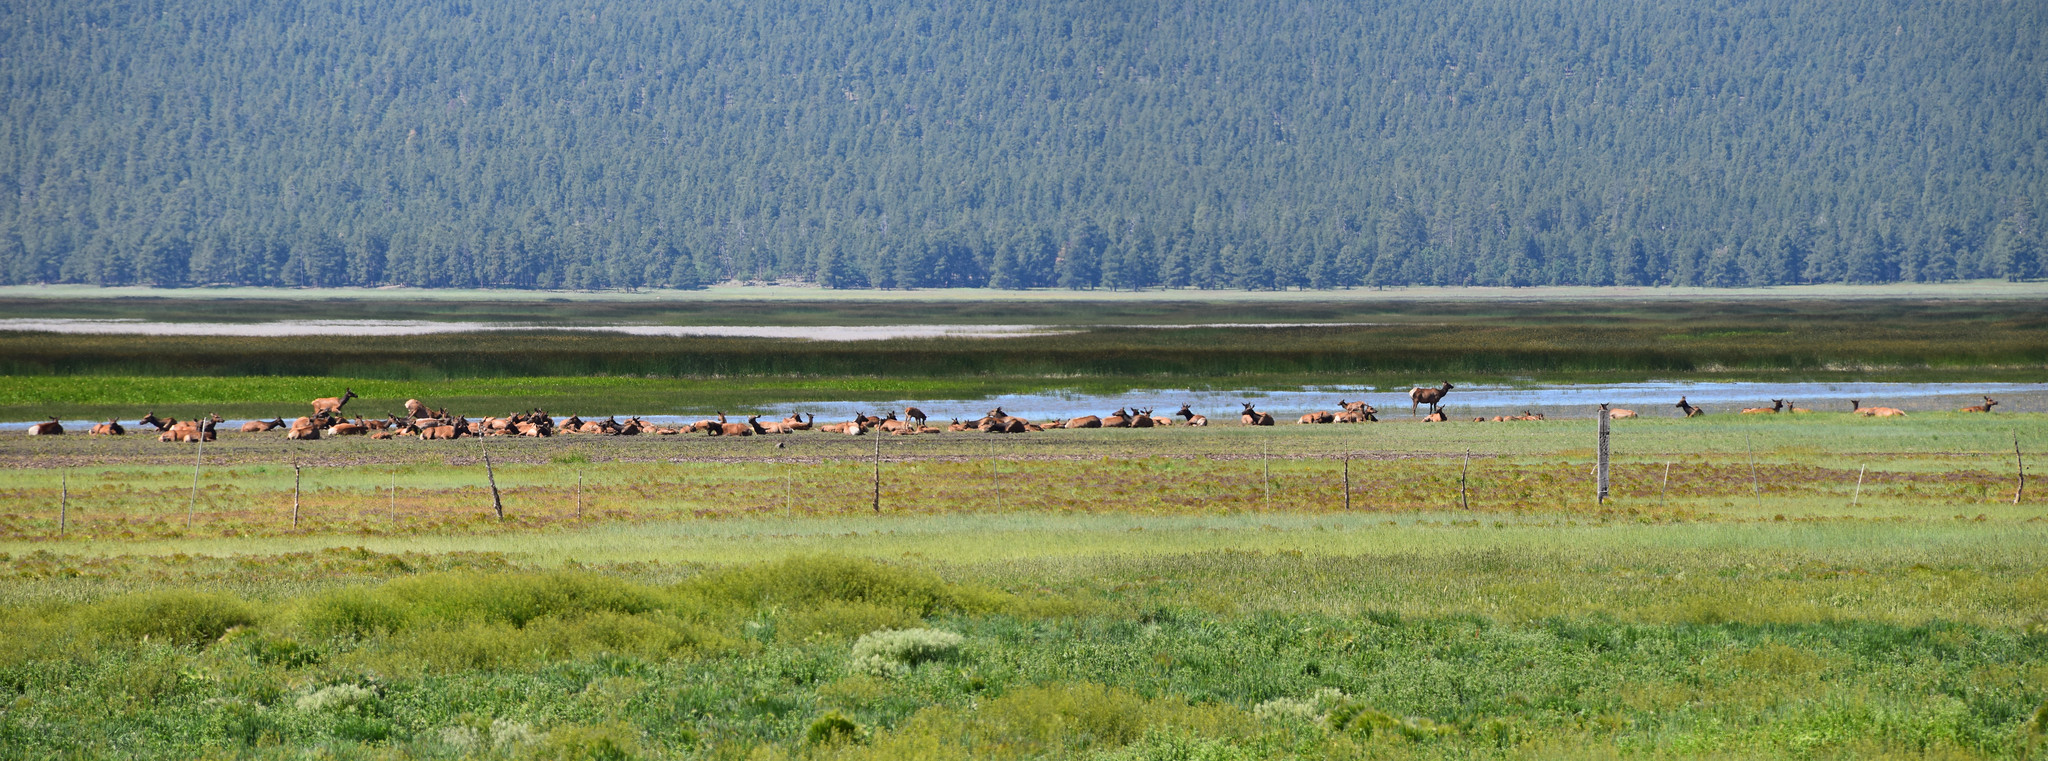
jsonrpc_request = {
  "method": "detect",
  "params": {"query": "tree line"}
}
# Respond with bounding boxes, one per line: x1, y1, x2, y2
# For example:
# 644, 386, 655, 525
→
2, 0, 2042, 289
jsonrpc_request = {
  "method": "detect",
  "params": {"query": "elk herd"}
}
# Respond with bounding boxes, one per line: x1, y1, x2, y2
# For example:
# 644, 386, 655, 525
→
16, 384, 2018, 439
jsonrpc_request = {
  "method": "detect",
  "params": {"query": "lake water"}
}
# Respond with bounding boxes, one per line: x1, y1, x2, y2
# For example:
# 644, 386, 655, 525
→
0, 318, 1387, 340
7, 381, 2040, 430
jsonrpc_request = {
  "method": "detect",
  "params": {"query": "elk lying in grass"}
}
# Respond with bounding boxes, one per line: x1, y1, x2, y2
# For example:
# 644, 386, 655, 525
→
404, 398, 428, 418
90, 419, 125, 436
1742, 399, 1784, 414
1130, 408, 1157, 428
1102, 408, 1132, 428
1410, 382, 1454, 416
1240, 403, 1274, 426
1175, 404, 1207, 426
161, 415, 220, 442
240, 418, 286, 433
1298, 410, 1335, 424
1675, 397, 1705, 418
28, 417, 64, 436
1850, 400, 1907, 417
1422, 408, 1450, 422
1336, 404, 1378, 423
1960, 396, 1998, 413
1600, 404, 1637, 419
1066, 415, 1103, 429
312, 388, 359, 416
138, 412, 172, 431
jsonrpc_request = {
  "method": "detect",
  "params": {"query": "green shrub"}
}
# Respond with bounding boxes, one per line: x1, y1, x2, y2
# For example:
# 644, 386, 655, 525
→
805, 711, 860, 746
90, 589, 256, 647
848, 628, 964, 678
780, 599, 921, 642
298, 588, 409, 638
531, 722, 642, 761
380, 571, 664, 628
682, 555, 1005, 618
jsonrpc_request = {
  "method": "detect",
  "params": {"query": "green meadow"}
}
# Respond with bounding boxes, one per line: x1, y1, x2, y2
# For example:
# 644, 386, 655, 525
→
1, 408, 2044, 759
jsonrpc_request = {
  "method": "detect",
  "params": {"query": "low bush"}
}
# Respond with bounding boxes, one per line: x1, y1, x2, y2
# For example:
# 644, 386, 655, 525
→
89, 589, 256, 647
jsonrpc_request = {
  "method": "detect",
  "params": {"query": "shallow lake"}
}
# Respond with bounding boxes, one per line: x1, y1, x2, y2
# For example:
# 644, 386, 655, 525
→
8, 381, 2041, 430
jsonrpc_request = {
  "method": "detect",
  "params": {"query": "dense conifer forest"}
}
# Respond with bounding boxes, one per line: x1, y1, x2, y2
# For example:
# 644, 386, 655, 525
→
3, 0, 2043, 289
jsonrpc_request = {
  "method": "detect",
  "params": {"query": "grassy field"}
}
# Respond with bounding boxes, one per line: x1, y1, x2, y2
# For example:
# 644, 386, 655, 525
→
2, 413, 2044, 759
3, 296, 2045, 421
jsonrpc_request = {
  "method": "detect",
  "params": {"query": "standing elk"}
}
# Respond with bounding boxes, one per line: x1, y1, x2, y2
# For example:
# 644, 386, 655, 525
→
1850, 400, 1907, 417
1409, 382, 1455, 416
28, 417, 64, 436
1675, 397, 1705, 418
1175, 404, 1207, 427
1960, 397, 1998, 413
903, 406, 928, 428
90, 418, 125, 436
1239, 403, 1275, 426
1742, 399, 1784, 414
312, 388, 359, 416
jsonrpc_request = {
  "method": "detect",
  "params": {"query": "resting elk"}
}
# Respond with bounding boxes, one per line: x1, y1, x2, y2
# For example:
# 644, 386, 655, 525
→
1336, 404, 1378, 423
28, 417, 63, 436
1600, 404, 1637, 419
1960, 397, 1998, 413
404, 399, 428, 418
1102, 408, 1132, 428
1175, 404, 1207, 427
1742, 399, 1784, 414
1239, 403, 1274, 426
1409, 382, 1454, 416
1066, 414, 1103, 429
1422, 408, 1450, 422
1298, 410, 1335, 424
241, 417, 287, 433
1129, 408, 1157, 429
1850, 400, 1907, 417
312, 388, 359, 416
162, 415, 219, 442
90, 418, 125, 436
138, 411, 172, 431
417, 417, 468, 440
1675, 397, 1705, 418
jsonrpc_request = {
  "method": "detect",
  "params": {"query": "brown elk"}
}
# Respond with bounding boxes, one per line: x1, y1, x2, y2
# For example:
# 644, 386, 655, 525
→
1675, 397, 1705, 418
1336, 404, 1378, 423
417, 417, 469, 440
404, 398, 428, 418
1850, 400, 1907, 417
903, 406, 928, 428
1175, 404, 1207, 426
28, 417, 64, 436
1410, 382, 1454, 416
1422, 408, 1450, 422
706, 413, 752, 437
1240, 403, 1274, 426
138, 411, 172, 431
1128, 408, 1156, 428
1102, 408, 1132, 428
312, 388, 359, 416
1600, 404, 1637, 419
948, 418, 970, 432
1298, 410, 1335, 424
783, 413, 815, 431
1742, 399, 1784, 415
90, 419, 125, 436
239, 418, 285, 433
287, 421, 322, 440
163, 415, 220, 442
1066, 415, 1103, 429
1960, 396, 1998, 413
328, 419, 369, 436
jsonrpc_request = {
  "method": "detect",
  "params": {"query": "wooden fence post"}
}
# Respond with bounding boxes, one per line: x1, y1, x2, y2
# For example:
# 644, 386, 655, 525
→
58, 469, 67, 536
1852, 465, 1866, 507
1596, 408, 1610, 505
871, 433, 882, 513
478, 435, 504, 520
2015, 432, 2026, 505
576, 468, 584, 519
1460, 449, 1470, 509
1342, 455, 1351, 511
292, 461, 302, 529
1659, 461, 1672, 508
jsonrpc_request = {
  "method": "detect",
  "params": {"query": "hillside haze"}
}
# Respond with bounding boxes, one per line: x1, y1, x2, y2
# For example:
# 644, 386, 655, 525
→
4, 0, 2043, 289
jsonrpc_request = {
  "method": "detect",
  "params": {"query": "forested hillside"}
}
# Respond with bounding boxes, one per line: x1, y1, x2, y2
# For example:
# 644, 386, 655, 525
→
3, 0, 2043, 289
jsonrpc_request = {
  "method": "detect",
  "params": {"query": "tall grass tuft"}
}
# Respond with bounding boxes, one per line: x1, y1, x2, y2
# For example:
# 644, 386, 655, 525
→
847, 628, 964, 677
90, 589, 256, 647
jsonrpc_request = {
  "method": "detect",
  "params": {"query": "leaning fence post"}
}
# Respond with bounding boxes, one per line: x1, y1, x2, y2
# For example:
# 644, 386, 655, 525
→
1460, 449, 1470, 509
1659, 461, 1672, 508
478, 435, 505, 520
1851, 464, 1866, 507
2015, 432, 2027, 505
58, 469, 68, 537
